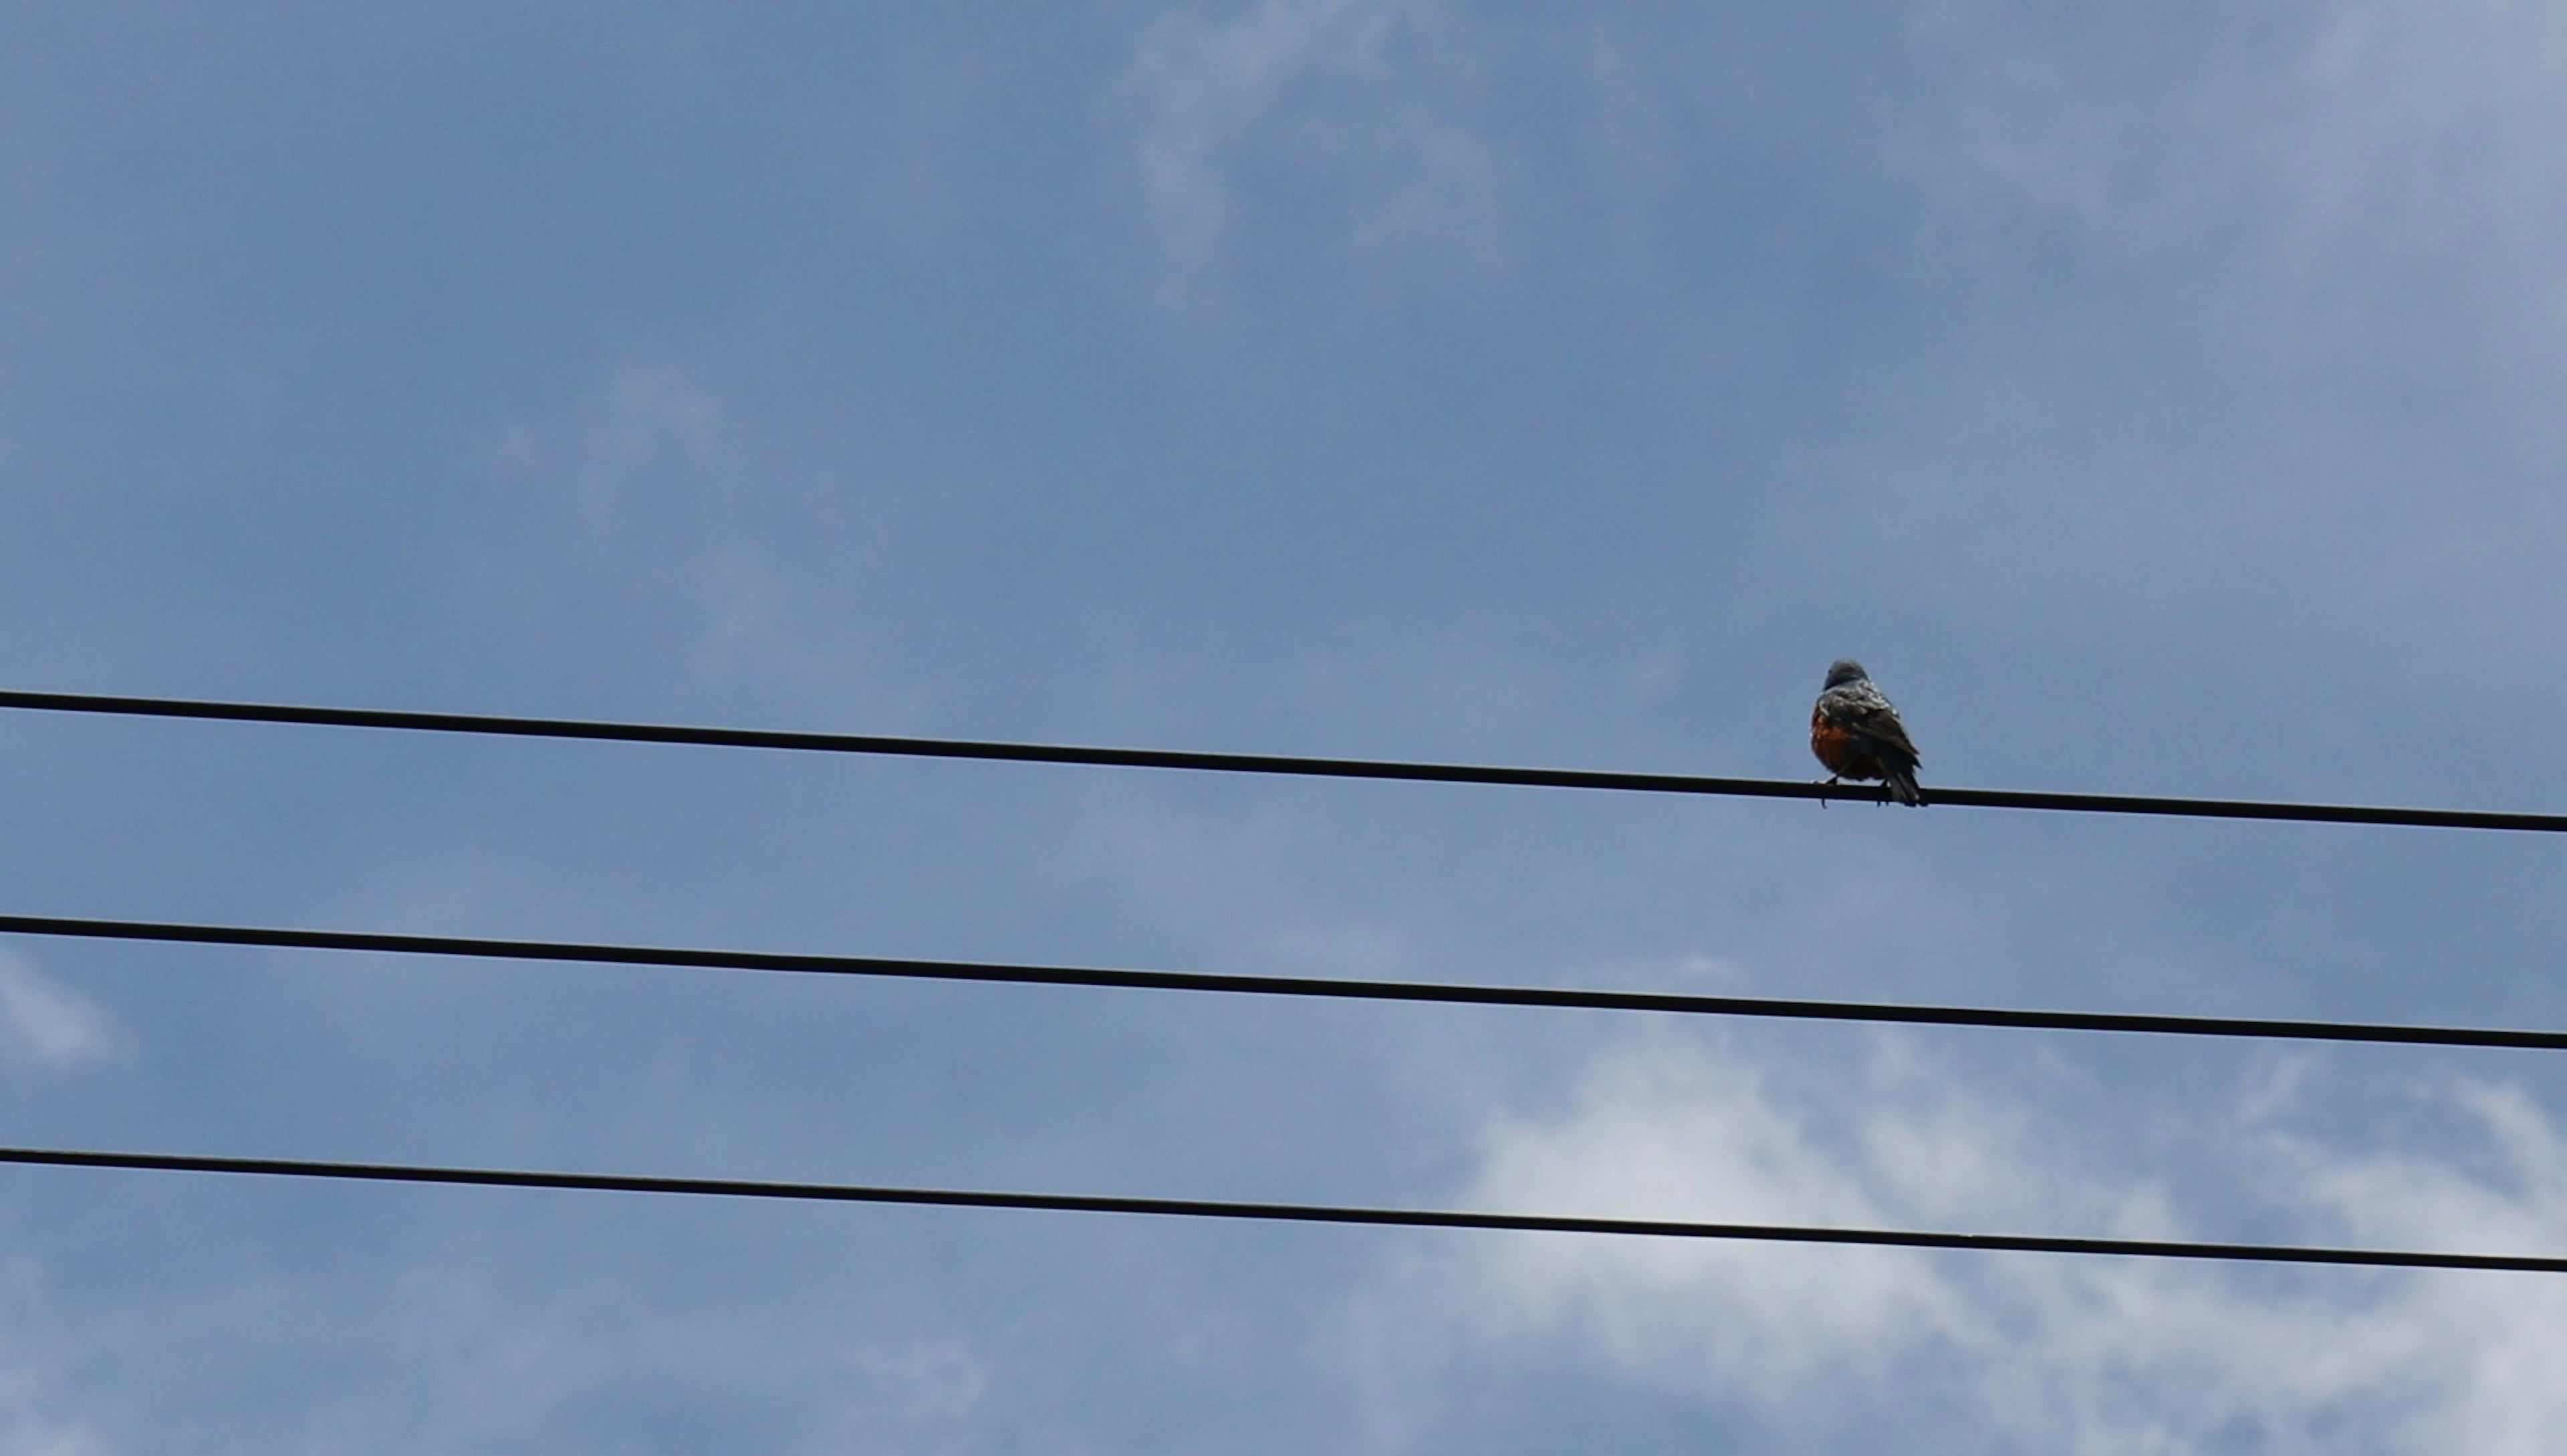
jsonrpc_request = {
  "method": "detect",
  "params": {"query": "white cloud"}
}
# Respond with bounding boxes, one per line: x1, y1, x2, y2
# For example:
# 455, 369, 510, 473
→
1888, 0, 2567, 651
1112, 0, 1511, 299
0, 953, 115, 1069
2237, 0, 2567, 315
0, 1382, 111, 1456
1907, 0, 2567, 360
1351, 1030, 2567, 1453
1576, 25, 1675, 264
551, 364, 727, 525
477, 364, 890, 697
820, 1337, 993, 1445
0, 1267, 116, 1455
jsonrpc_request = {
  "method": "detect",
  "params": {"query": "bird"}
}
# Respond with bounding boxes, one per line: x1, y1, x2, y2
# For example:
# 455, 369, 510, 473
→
1810, 658, 1925, 806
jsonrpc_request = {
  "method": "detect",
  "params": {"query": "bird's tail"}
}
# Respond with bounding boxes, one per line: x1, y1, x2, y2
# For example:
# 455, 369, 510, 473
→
1884, 763, 1926, 808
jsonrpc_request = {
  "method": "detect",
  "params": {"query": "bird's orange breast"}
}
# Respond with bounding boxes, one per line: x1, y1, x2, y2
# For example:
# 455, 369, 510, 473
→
1810, 712, 1882, 778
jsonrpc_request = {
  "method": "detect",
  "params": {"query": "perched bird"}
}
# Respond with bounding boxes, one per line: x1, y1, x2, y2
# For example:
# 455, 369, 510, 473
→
1809, 658, 1925, 806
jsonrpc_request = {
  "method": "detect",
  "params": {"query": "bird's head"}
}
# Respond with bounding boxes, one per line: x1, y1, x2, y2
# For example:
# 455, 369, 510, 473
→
1823, 659, 1870, 690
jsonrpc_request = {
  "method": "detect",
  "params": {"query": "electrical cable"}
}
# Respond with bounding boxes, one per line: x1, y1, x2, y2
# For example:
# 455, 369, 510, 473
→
1, 1143, 2556, 1273
6, 911, 2562, 1053
3, 689, 2558, 832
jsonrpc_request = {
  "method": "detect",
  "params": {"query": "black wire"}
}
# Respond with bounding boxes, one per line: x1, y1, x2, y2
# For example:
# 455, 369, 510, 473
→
1, 1143, 2555, 1273
7, 911, 2564, 1052
3, 689, 2558, 832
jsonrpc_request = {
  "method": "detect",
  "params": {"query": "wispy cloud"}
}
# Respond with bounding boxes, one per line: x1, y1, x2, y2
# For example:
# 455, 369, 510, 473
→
1353, 1032, 2567, 1451
0, 952, 116, 1069
1112, 0, 1511, 301
477, 364, 889, 699
1886, 0, 2567, 656
1905, 0, 2567, 352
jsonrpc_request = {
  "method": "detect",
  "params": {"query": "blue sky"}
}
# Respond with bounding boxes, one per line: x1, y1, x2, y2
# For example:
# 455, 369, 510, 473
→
3, 3, 2566, 1451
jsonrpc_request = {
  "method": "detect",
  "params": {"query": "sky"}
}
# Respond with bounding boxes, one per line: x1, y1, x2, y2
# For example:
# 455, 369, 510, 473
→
2, 2, 2566, 1451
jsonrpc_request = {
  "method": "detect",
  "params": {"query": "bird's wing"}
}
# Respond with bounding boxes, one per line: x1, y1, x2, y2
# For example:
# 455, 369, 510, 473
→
1823, 687, 1922, 763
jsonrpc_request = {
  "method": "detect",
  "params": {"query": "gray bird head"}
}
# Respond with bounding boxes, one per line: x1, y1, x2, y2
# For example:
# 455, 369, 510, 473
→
1823, 659, 1869, 690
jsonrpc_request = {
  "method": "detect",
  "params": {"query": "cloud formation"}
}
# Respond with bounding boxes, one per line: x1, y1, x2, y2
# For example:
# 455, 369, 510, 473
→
1358, 1032, 2567, 1452
0, 953, 114, 1070
1114, 0, 1510, 297
1911, 0, 2567, 367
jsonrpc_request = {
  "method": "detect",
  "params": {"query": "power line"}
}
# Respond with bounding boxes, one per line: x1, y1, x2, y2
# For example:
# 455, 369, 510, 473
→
2, 688, 2558, 832
2, 1142, 2556, 1273
7, 911, 2563, 1053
